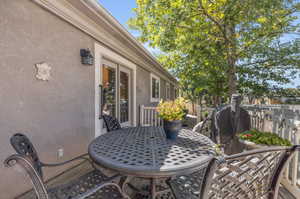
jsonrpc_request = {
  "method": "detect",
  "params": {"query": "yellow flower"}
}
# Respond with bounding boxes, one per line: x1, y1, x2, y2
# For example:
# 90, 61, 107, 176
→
157, 98, 187, 121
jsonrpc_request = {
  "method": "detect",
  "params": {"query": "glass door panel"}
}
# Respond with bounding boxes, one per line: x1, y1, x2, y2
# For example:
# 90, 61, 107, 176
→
120, 70, 130, 123
102, 64, 117, 117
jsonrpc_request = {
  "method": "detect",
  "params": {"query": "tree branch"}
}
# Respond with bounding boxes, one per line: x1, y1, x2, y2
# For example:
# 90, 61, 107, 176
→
197, 0, 229, 42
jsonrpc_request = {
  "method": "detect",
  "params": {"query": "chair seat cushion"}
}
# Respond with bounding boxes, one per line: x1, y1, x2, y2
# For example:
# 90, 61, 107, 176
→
48, 170, 123, 199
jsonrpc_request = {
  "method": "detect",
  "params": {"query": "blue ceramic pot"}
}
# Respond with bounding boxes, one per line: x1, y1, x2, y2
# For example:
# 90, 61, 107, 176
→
163, 120, 182, 140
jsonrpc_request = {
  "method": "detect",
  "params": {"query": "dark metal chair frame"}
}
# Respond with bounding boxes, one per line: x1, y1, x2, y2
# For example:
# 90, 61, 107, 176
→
168, 145, 300, 199
4, 133, 126, 199
102, 114, 122, 132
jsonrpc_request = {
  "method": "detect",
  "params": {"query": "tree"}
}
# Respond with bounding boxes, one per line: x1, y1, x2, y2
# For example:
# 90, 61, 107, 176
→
129, 0, 300, 97
157, 52, 227, 105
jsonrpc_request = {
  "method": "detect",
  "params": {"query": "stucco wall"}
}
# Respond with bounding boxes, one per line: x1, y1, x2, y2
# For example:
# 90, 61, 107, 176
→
0, 0, 96, 198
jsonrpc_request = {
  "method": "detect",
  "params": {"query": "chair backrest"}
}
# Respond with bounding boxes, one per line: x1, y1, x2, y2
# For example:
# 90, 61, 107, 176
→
168, 157, 218, 199
10, 133, 43, 179
169, 146, 299, 199
192, 116, 214, 141
208, 146, 299, 199
102, 114, 122, 132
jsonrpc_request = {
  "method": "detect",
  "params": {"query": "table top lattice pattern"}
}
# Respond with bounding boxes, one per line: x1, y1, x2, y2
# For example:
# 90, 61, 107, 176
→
89, 127, 216, 177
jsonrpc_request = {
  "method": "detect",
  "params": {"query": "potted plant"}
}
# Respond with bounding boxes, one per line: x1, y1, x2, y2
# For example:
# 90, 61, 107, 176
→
238, 129, 291, 150
157, 98, 187, 140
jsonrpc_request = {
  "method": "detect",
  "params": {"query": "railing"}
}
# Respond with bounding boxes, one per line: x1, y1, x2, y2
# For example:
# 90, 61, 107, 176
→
243, 105, 300, 198
139, 105, 162, 126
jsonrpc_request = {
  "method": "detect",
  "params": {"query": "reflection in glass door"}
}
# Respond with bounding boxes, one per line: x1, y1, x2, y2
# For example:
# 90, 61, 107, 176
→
119, 68, 130, 124
101, 62, 131, 126
102, 65, 117, 117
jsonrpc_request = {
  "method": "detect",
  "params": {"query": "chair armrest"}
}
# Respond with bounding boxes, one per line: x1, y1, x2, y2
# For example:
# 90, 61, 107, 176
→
4, 154, 49, 199
41, 153, 90, 167
192, 121, 204, 132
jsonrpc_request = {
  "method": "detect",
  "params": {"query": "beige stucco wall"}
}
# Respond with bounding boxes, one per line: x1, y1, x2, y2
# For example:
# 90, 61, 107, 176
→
0, 0, 176, 198
0, 0, 96, 198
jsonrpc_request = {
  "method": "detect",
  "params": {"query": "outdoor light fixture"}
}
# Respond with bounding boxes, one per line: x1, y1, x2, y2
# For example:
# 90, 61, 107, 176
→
80, 48, 94, 65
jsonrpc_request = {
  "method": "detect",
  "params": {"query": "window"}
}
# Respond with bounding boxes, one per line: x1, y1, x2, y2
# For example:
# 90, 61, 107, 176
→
102, 64, 117, 117
166, 82, 171, 100
150, 73, 160, 102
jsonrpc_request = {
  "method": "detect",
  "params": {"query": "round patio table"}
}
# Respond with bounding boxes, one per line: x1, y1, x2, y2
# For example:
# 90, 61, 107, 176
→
88, 126, 216, 198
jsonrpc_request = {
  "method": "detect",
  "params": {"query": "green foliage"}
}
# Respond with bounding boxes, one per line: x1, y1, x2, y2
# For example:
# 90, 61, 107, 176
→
203, 111, 209, 118
277, 88, 300, 97
157, 98, 187, 121
238, 129, 292, 146
129, 0, 300, 98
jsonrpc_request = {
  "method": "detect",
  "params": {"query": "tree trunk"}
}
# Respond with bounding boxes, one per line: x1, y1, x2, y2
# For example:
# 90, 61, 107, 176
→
199, 96, 203, 120
226, 23, 237, 98
228, 59, 237, 97
192, 101, 195, 115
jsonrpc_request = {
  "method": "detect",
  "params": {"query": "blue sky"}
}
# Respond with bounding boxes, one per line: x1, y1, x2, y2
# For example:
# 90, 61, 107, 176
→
97, 0, 137, 33
98, 0, 300, 88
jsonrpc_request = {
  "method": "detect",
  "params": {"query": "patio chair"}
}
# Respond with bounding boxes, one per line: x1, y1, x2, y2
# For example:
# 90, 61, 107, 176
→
192, 114, 215, 141
168, 145, 300, 199
193, 94, 251, 154
4, 133, 126, 199
102, 114, 122, 132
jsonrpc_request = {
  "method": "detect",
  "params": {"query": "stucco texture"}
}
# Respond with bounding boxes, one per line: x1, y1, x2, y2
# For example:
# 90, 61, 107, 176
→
0, 0, 95, 197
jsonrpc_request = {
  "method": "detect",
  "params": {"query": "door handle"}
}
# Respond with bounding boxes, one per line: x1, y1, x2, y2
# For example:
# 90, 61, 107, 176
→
99, 84, 103, 119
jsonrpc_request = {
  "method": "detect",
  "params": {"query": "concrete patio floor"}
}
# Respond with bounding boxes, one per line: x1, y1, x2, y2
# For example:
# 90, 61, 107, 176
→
16, 160, 296, 199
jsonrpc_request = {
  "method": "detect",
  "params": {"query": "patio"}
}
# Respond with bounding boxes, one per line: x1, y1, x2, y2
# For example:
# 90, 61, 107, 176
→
15, 159, 296, 199
2, 1, 300, 198
5, 98, 300, 199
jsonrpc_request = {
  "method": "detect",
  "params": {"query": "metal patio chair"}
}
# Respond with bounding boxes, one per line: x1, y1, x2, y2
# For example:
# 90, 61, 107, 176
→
102, 114, 122, 132
4, 133, 126, 199
192, 115, 215, 141
168, 145, 300, 199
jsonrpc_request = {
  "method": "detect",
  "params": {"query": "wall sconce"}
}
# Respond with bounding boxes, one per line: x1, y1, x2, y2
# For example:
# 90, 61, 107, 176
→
80, 48, 94, 65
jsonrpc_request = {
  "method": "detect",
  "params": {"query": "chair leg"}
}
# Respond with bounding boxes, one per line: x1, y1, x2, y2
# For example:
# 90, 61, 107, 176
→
151, 178, 157, 199
119, 176, 133, 199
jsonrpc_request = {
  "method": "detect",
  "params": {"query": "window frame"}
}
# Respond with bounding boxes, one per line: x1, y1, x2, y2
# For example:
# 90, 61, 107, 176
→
150, 73, 161, 102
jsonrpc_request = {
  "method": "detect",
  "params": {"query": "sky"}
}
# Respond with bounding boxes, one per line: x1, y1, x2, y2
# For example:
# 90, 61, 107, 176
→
97, 0, 137, 35
98, 0, 300, 88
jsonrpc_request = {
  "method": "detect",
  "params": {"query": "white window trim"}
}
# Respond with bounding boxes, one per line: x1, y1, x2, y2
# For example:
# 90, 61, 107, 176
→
150, 73, 160, 102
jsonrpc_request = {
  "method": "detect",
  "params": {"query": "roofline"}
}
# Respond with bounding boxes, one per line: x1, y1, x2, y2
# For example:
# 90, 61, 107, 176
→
84, 0, 177, 82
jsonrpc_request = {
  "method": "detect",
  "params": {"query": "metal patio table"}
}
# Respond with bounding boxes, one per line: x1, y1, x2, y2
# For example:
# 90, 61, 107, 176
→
88, 126, 216, 198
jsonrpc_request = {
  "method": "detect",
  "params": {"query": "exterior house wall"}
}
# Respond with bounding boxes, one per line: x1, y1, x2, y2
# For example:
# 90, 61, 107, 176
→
0, 0, 177, 198
160, 79, 166, 100
0, 0, 96, 198
170, 84, 175, 100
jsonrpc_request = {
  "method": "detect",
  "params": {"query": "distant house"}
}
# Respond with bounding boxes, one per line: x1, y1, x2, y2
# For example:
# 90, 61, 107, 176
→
0, 0, 177, 197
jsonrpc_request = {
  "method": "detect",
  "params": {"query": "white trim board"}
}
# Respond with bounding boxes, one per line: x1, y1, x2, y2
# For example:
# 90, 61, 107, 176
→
94, 43, 137, 137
